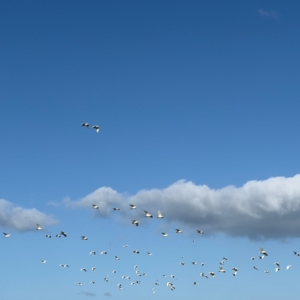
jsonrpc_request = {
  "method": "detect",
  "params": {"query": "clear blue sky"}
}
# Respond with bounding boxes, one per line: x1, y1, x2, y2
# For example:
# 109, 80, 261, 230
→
1, 1, 300, 299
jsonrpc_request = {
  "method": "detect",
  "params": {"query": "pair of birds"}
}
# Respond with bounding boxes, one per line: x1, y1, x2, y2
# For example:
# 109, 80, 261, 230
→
82, 123, 100, 132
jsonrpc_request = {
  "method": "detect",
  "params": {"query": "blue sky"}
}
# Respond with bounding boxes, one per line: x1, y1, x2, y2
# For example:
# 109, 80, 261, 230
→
1, 1, 300, 299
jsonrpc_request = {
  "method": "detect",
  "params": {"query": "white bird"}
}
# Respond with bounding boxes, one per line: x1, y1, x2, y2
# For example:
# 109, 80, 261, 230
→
219, 266, 226, 273
123, 245, 129, 248
41, 260, 46, 264
286, 265, 292, 270
157, 210, 164, 218
147, 252, 152, 256
92, 125, 100, 132
113, 207, 120, 211
132, 220, 139, 226
192, 262, 197, 265
233, 271, 238, 276
259, 255, 265, 260
36, 224, 42, 230
129, 204, 136, 209
82, 123, 89, 128
3, 233, 10, 238
115, 256, 120, 260
81, 236, 88, 240
260, 247, 268, 256
45, 234, 51, 238
144, 210, 153, 218
100, 251, 107, 255
175, 229, 182, 233
275, 267, 280, 272
223, 257, 228, 260
92, 204, 99, 209
90, 251, 96, 255
197, 230, 204, 234
162, 232, 168, 237
91, 267, 96, 271
56, 234, 61, 238
80, 268, 87, 272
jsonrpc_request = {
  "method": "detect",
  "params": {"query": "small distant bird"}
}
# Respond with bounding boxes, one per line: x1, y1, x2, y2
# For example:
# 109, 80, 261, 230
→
219, 266, 226, 273
233, 271, 238, 276
82, 123, 90, 128
90, 251, 96, 255
112, 270, 116, 273
36, 224, 42, 230
162, 233, 168, 237
175, 229, 182, 233
223, 257, 228, 260
80, 268, 87, 272
91, 267, 96, 271
264, 270, 269, 273
197, 230, 204, 234
275, 267, 280, 272
201, 262, 205, 266
147, 252, 152, 256
81, 236, 88, 240
259, 255, 265, 260
193, 282, 197, 285
253, 266, 258, 271
157, 210, 164, 218
92, 125, 100, 132
275, 262, 280, 268
104, 278, 108, 282
294, 251, 300, 256
134, 265, 138, 269
41, 260, 46, 264
132, 220, 139, 226
251, 257, 255, 260
61, 231, 67, 237
123, 245, 129, 248
286, 265, 292, 270
3, 233, 10, 238
92, 204, 99, 209
59, 264, 69, 268
100, 251, 107, 255
115, 256, 120, 260
144, 210, 153, 218
260, 247, 268, 256
75, 282, 83, 285
180, 262, 185, 266
232, 267, 238, 272
171, 275, 175, 278
209, 272, 215, 278
56, 234, 61, 238
91, 281, 95, 284
129, 204, 136, 209
45, 234, 51, 238
192, 262, 197, 265
133, 250, 140, 254
113, 207, 120, 211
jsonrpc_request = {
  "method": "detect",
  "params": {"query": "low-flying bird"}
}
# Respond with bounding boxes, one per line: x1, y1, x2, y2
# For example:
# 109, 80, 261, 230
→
260, 247, 268, 256
129, 204, 136, 209
144, 210, 153, 218
132, 220, 139, 226
82, 123, 89, 128
92, 125, 100, 132
3, 233, 10, 238
157, 210, 164, 218
36, 224, 42, 230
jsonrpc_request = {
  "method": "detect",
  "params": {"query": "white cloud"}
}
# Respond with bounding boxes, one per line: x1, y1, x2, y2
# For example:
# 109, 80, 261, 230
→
258, 9, 278, 18
65, 175, 300, 239
0, 199, 59, 231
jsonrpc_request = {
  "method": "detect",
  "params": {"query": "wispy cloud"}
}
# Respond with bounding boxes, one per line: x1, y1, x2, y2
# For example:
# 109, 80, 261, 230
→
0, 199, 59, 231
65, 175, 300, 239
258, 9, 278, 18
104, 292, 112, 297
78, 291, 96, 297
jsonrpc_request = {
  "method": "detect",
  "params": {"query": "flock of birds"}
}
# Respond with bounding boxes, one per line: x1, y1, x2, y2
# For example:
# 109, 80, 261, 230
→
2, 123, 297, 296
3, 201, 299, 295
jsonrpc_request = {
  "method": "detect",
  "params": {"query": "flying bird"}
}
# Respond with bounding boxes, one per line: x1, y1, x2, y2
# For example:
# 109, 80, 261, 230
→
197, 230, 204, 234
90, 251, 96, 255
91, 267, 96, 271
113, 207, 120, 211
92, 125, 100, 132
36, 224, 42, 230
162, 233, 168, 237
61, 231, 67, 237
260, 247, 268, 256
81, 236, 88, 240
157, 210, 164, 218
144, 211, 153, 218
81, 123, 90, 128
175, 229, 182, 233
286, 265, 292, 270
92, 204, 99, 209
132, 220, 139, 226
80, 268, 87, 272
3, 233, 10, 238
41, 260, 46, 264
45, 234, 51, 238
129, 204, 136, 209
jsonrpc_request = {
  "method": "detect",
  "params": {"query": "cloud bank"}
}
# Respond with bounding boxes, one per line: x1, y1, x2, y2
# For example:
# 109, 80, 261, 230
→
0, 199, 59, 231
66, 175, 300, 239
